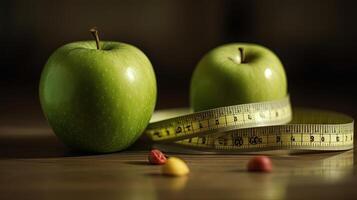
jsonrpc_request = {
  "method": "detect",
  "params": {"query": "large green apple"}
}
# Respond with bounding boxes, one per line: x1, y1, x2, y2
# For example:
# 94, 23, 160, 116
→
190, 43, 287, 111
39, 29, 157, 153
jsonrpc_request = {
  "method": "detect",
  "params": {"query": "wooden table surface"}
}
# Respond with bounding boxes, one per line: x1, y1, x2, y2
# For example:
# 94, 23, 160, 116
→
0, 94, 356, 200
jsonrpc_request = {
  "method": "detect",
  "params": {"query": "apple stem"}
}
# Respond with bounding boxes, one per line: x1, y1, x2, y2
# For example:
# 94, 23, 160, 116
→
90, 27, 101, 50
238, 47, 245, 63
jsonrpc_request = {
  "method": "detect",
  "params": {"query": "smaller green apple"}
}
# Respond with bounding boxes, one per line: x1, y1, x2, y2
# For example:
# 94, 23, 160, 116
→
190, 43, 287, 111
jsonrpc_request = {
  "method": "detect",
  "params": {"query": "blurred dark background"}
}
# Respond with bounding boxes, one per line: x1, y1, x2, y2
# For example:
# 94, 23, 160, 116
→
1, 0, 357, 125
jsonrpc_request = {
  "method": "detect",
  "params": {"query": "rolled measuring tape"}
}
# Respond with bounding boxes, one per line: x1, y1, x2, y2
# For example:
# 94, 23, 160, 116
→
145, 96, 354, 154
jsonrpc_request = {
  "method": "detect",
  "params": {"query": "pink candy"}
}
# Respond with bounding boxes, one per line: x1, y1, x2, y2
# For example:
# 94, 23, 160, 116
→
148, 149, 167, 165
247, 156, 272, 172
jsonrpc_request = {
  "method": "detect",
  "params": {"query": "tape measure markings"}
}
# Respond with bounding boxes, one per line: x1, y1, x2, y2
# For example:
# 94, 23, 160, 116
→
145, 96, 354, 153
147, 96, 292, 142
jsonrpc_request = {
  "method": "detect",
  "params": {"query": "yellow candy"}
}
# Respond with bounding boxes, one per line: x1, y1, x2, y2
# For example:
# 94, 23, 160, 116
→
162, 157, 190, 176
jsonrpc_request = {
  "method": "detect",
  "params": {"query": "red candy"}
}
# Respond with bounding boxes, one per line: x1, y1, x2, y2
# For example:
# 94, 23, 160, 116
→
148, 149, 167, 165
247, 156, 272, 172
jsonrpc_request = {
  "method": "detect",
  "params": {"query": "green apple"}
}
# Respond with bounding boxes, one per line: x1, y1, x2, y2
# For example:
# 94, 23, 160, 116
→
190, 43, 287, 111
39, 28, 157, 153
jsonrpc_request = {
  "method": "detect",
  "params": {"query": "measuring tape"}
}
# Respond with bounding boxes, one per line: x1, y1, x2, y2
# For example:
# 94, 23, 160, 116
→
145, 96, 354, 153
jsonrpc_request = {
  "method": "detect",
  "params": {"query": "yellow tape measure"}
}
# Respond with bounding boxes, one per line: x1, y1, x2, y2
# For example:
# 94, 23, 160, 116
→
145, 96, 354, 153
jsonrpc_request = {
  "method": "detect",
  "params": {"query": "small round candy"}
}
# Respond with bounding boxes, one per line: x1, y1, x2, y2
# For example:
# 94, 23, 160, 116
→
148, 149, 167, 165
162, 157, 190, 176
247, 156, 272, 172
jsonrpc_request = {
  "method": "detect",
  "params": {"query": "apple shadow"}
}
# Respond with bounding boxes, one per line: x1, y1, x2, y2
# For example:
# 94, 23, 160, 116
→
0, 127, 101, 159
0, 126, 153, 159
